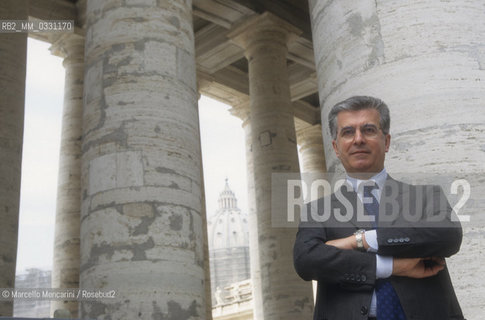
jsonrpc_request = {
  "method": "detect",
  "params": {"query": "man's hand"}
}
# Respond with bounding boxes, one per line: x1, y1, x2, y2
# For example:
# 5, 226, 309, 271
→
392, 257, 445, 278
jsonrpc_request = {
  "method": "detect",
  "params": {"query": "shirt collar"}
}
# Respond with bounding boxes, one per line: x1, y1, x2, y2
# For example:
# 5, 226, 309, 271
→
346, 168, 388, 194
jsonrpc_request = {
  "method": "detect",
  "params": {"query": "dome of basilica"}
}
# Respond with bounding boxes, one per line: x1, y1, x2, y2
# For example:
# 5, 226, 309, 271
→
207, 179, 250, 305
208, 179, 249, 250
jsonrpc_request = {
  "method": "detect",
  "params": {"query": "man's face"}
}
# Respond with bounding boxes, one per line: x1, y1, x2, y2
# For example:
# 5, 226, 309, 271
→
332, 109, 390, 175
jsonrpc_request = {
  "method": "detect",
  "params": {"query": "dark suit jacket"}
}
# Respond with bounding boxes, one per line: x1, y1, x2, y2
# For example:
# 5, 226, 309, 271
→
293, 176, 464, 320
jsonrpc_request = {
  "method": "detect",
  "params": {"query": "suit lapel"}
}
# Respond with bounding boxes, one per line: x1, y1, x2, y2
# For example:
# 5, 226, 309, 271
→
328, 175, 410, 230
330, 183, 374, 230
379, 176, 409, 227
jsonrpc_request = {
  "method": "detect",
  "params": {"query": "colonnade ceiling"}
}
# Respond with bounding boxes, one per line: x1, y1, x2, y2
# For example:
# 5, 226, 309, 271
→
27, 0, 320, 131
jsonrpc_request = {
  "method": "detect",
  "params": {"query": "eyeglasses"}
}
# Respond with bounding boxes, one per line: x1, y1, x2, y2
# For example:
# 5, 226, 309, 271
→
338, 124, 382, 140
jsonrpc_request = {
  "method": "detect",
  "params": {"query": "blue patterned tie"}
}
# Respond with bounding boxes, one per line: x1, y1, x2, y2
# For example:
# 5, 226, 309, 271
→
363, 185, 406, 320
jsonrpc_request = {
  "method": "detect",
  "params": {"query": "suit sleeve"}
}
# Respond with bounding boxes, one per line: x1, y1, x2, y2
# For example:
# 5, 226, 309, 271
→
293, 202, 376, 291
376, 185, 462, 258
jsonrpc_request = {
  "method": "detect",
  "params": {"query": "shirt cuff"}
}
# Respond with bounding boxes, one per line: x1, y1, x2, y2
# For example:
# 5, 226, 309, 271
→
365, 230, 378, 252
376, 255, 393, 279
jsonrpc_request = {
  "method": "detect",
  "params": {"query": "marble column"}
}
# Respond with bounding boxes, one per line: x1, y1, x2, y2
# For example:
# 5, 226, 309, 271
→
198, 129, 213, 320
49, 34, 85, 317
80, 1, 208, 319
296, 124, 326, 302
229, 12, 314, 319
230, 102, 263, 320
296, 124, 327, 174
309, 1, 485, 318
0, 0, 27, 316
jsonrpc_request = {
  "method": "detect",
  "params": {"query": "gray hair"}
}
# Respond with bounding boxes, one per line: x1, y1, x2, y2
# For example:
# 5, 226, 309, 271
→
328, 96, 390, 139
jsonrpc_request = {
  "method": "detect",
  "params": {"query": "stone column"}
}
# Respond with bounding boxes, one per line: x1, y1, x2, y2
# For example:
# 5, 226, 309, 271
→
309, 1, 485, 317
49, 34, 85, 317
80, 1, 208, 319
296, 124, 326, 302
229, 12, 314, 319
296, 124, 327, 174
195, 89, 213, 320
198, 137, 213, 320
230, 101, 264, 320
0, 0, 27, 316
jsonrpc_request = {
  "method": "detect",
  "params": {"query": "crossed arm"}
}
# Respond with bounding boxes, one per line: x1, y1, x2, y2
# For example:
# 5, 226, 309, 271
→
325, 233, 447, 279
294, 185, 463, 283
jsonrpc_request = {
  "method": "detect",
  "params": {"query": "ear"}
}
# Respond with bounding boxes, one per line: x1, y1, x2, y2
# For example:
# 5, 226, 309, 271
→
332, 139, 340, 157
384, 134, 391, 152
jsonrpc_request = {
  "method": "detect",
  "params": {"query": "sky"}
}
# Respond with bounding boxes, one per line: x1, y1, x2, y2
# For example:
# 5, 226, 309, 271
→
16, 38, 248, 273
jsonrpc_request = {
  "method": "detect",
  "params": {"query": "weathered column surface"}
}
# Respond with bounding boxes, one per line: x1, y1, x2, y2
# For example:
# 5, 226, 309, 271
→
296, 125, 327, 304
50, 34, 85, 318
297, 124, 327, 174
198, 141, 213, 320
309, 1, 485, 318
230, 102, 263, 320
229, 12, 314, 319
0, 0, 27, 316
296, 124, 327, 202
195, 90, 213, 320
80, 1, 207, 319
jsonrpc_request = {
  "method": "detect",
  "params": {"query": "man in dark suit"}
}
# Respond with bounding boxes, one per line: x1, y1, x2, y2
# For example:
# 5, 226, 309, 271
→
293, 96, 464, 320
